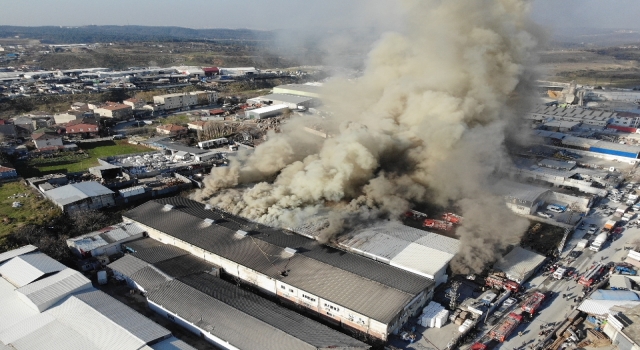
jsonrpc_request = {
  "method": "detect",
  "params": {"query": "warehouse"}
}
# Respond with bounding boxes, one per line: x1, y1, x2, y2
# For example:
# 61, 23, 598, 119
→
560, 136, 640, 161
66, 222, 146, 259
109, 238, 370, 350
44, 181, 115, 213
494, 180, 551, 215
493, 246, 547, 283
122, 197, 435, 340
247, 93, 317, 110
0, 246, 193, 350
273, 83, 322, 99
337, 222, 459, 285
244, 104, 289, 119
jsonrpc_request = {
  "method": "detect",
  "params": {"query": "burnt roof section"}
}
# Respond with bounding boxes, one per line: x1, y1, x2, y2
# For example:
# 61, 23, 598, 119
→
124, 197, 434, 323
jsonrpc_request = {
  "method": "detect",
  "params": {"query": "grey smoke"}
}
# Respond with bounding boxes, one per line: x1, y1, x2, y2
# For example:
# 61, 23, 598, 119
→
195, 0, 540, 273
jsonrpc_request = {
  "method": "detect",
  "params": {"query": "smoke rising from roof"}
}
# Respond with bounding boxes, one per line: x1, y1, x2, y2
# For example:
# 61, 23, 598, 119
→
195, 0, 540, 273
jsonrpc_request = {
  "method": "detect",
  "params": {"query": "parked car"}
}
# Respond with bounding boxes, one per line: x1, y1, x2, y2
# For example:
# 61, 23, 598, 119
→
537, 212, 553, 218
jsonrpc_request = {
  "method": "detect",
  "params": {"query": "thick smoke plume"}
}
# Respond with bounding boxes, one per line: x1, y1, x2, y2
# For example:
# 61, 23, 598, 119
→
195, 0, 539, 273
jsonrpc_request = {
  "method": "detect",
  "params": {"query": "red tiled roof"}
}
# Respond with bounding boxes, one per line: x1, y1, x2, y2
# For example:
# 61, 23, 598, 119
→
32, 132, 61, 141
0, 166, 15, 173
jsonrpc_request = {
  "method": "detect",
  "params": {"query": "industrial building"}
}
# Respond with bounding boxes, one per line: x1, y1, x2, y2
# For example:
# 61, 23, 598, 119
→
494, 180, 551, 215
0, 246, 194, 350
526, 105, 615, 129
244, 104, 289, 119
493, 246, 547, 283
66, 222, 146, 258
273, 83, 322, 99
43, 181, 115, 213
122, 197, 435, 340
152, 91, 217, 111
247, 93, 317, 110
560, 136, 640, 160
337, 222, 459, 285
109, 238, 370, 350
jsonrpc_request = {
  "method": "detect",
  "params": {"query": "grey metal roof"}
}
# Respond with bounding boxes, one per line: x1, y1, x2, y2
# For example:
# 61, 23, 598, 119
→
154, 140, 208, 154
129, 242, 189, 264
124, 198, 433, 324
72, 289, 171, 343
15, 268, 92, 312
150, 336, 197, 350
494, 179, 550, 204
149, 275, 369, 350
68, 222, 145, 252
260, 93, 314, 104
0, 244, 37, 264
129, 266, 172, 292
107, 254, 149, 277
45, 181, 114, 206
0, 252, 66, 287
493, 246, 547, 283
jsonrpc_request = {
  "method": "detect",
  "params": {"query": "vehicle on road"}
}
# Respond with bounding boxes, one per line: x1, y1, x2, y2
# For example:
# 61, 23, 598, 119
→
587, 227, 598, 235
576, 239, 589, 250
521, 291, 546, 315
553, 267, 567, 280
615, 265, 637, 276
579, 263, 605, 287
547, 205, 565, 213
503, 298, 517, 307
537, 211, 552, 219
590, 232, 608, 252
490, 312, 523, 342
485, 273, 520, 293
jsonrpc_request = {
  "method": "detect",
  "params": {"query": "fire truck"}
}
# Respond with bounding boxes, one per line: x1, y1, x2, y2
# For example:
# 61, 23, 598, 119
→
578, 263, 605, 287
442, 212, 463, 224
423, 219, 453, 231
521, 291, 546, 315
490, 312, 523, 342
485, 274, 521, 293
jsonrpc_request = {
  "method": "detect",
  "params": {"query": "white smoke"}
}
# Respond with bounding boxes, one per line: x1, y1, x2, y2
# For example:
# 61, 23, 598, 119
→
195, 0, 540, 273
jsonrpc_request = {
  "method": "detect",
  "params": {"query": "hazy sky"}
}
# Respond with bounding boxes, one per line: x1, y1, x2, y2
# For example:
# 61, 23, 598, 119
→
0, 0, 638, 31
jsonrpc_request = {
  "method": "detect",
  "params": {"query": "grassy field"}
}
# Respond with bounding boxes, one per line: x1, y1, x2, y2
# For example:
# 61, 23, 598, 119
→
0, 181, 60, 240
16, 140, 152, 177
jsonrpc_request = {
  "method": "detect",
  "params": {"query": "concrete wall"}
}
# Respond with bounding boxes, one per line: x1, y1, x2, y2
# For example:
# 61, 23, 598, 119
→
546, 191, 593, 212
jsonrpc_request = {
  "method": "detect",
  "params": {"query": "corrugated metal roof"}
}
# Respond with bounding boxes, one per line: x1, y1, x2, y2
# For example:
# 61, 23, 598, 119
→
9, 319, 102, 350
124, 198, 433, 324
493, 246, 547, 283
70, 289, 171, 344
0, 252, 66, 287
45, 181, 114, 206
0, 312, 56, 345
259, 93, 314, 104
390, 243, 455, 278
15, 268, 92, 312
130, 244, 189, 264
0, 278, 39, 335
130, 266, 171, 292
149, 276, 368, 350
578, 299, 640, 316
0, 244, 37, 264
562, 136, 599, 149
150, 336, 197, 350
592, 140, 640, 155
68, 222, 145, 253
107, 254, 149, 277
494, 179, 550, 204
591, 290, 640, 301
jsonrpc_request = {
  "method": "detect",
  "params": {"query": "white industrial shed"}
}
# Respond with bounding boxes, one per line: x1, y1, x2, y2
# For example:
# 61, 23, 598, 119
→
44, 181, 115, 213
0, 244, 37, 264
66, 222, 146, 258
244, 104, 289, 119
0, 245, 193, 350
248, 93, 317, 109
493, 246, 547, 283
273, 83, 322, 99
338, 222, 460, 285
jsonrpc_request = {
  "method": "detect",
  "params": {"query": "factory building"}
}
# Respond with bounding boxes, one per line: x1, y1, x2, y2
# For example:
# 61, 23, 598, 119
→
337, 222, 459, 285
247, 93, 318, 110
561, 136, 640, 160
44, 181, 115, 213
272, 83, 322, 99
109, 238, 370, 350
494, 180, 551, 215
122, 197, 435, 341
493, 246, 547, 283
244, 104, 289, 119
0, 246, 193, 350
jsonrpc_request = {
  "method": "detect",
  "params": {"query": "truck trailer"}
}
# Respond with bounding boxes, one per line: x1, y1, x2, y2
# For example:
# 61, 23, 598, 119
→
490, 312, 523, 342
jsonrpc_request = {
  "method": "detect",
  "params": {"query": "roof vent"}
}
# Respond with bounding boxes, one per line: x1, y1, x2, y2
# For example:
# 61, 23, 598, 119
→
204, 204, 212, 210
235, 230, 249, 238
163, 204, 174, 211
203, 218, 215, 226
284, 247, 297, 256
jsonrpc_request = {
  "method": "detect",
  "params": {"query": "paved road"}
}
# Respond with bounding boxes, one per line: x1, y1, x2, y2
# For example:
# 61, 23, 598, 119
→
495, 200, 637, 349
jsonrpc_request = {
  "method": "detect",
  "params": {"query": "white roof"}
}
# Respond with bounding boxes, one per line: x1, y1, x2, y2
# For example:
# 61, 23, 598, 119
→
151, 336, 197, 350
45, 181, 114, 206
578, 299, 640, 316
0, 244, 37, 264
0, 252, 66, 287
340, 222, 459, 278
15, 268, 92, 312
249, 104, 289, 114
493, 246, 547, 283
67, 222, 145, 252
494, 179, 550, 203
0, 278, 39, 334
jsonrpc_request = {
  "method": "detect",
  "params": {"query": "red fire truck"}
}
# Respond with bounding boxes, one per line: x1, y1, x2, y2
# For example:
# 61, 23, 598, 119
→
442, 212, 463, 224
578, 263, 605, 287
521, 291, 546, 315
485, 274, 521, 293
490, 312, 523, 342
423, 219, 453, 231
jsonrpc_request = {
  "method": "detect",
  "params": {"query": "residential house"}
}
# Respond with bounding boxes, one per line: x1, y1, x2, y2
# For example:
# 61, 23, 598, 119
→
156, 124, 187, 136
54, 110, 92, 125
65, 118, 100, 138
153, 91, 217, 111
92, 102, 133, 120
123, 98, 146, 109
32, 132, 63, 150
186, 120, 207, 131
